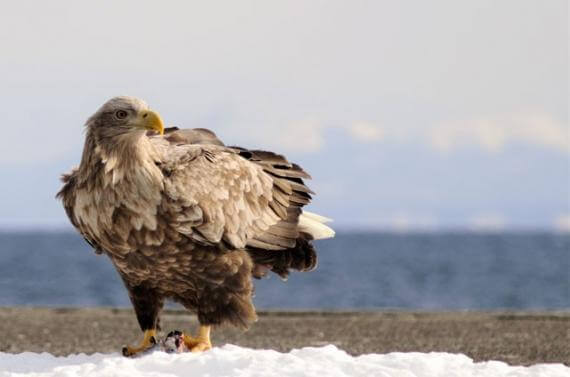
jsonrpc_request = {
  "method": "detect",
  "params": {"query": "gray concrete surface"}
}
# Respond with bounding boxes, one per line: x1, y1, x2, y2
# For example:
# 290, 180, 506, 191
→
0, 308, 567, 366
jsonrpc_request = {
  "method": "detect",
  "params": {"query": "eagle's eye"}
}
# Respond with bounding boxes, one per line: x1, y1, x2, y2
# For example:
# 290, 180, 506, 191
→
115, 110, 128, 120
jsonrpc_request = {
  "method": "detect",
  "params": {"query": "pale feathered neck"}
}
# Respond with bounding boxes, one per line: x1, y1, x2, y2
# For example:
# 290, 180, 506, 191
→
78, 129, 162, 185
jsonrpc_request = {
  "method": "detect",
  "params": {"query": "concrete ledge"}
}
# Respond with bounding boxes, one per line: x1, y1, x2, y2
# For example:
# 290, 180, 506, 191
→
1, 307, 568, 366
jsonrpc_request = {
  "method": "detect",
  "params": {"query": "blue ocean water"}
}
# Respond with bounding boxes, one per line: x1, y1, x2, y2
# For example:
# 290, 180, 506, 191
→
0, 231, 568, 309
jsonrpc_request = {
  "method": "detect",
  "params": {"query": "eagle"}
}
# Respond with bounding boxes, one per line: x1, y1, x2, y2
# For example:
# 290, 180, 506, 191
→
57, 96, 334, 356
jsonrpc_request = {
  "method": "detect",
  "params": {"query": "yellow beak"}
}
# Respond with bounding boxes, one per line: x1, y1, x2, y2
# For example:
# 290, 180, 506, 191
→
139, 110, 164, 135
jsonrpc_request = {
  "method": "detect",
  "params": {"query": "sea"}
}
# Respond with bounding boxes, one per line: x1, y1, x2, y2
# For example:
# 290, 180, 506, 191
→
0, 231, 568, 310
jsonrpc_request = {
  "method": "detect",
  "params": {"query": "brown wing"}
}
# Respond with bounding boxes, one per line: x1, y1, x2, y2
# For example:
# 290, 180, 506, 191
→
154, 135, 314, 251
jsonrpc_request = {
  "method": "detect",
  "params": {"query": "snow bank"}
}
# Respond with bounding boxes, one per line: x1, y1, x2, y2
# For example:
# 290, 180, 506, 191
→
0, 345, 567, 377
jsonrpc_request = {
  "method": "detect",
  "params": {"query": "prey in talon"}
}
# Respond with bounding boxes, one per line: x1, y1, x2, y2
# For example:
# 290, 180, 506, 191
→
123, 329, 210, 355
162, 331, 188, 353
57, 96, 334, 357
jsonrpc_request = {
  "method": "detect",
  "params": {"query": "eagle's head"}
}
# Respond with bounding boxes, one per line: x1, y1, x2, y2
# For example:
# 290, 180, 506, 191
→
86, 96, 164, 137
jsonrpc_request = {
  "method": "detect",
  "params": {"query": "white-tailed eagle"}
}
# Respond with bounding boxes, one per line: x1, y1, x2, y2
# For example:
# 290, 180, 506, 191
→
57, 96, 334, 355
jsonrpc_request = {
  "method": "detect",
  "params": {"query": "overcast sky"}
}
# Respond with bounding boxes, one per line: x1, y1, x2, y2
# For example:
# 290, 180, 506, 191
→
0, 0, 568, 231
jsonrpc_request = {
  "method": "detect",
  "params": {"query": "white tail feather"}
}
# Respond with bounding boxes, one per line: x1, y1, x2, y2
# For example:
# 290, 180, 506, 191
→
298, 210, 335, 240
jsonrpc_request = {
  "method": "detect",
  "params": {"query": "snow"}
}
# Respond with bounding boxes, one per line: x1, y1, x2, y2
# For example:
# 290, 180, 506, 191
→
0, 345, 567, 377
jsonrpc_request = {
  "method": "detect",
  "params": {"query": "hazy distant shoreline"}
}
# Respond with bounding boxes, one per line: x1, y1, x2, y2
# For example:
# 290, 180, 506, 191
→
2, 232, 568, 309
1, 307, 568, 366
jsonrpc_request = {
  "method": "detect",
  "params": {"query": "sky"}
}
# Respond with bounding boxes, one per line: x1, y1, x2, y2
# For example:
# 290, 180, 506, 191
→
0, 0, 568, 231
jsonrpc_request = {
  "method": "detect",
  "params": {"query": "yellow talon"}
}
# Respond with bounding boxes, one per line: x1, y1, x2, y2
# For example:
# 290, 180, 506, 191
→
122, 329, 157, 357
183, 325, 212, 352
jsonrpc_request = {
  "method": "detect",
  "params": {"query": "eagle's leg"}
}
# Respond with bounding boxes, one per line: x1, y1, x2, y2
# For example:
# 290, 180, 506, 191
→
122, 283, 163, 357
183, 325, 212, 352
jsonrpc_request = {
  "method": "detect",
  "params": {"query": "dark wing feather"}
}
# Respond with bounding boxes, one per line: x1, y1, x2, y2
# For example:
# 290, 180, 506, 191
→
164, 127, 225, 146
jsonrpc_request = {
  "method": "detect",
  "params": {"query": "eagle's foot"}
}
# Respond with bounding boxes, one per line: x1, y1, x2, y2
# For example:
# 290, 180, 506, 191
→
182, 325, 212, 353
183, 335, 211, 352
122, 329, 157, 357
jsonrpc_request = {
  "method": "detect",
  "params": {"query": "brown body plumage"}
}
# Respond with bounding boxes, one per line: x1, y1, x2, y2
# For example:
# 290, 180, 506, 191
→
57, 96, 334, 353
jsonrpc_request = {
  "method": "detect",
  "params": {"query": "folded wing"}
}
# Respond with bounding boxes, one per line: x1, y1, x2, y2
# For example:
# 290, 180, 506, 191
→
156, 128, 329, 253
